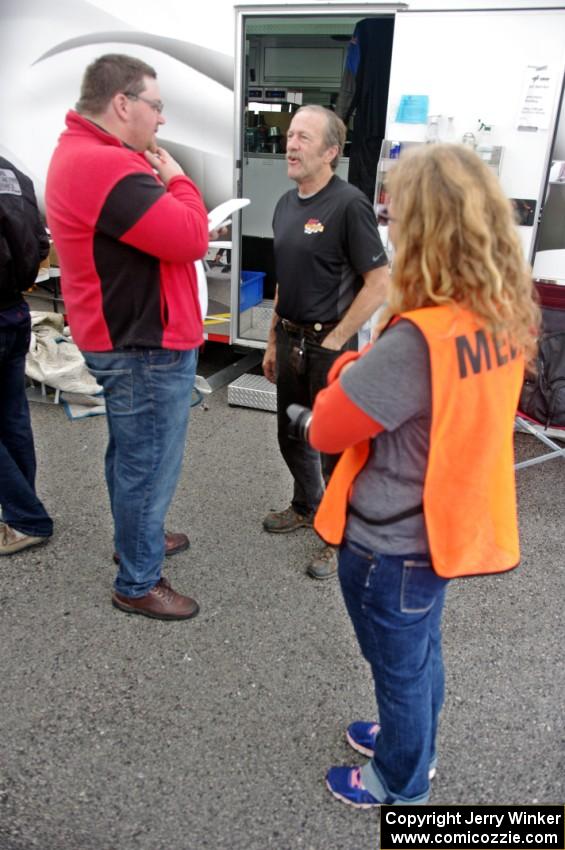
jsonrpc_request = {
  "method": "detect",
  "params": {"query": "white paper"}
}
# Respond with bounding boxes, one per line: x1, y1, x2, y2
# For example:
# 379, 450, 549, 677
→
517, 64, 556, 131
208, 198, 250, 231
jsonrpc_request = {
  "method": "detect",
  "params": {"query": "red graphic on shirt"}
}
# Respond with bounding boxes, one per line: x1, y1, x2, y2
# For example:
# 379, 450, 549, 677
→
304, 218, 325, 234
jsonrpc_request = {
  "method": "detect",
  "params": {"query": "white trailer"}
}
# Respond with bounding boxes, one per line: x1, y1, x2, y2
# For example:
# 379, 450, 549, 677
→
2, 1, 565, 347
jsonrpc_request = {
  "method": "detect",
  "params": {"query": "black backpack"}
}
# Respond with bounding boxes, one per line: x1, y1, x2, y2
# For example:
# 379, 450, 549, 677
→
519, 329, 565, 428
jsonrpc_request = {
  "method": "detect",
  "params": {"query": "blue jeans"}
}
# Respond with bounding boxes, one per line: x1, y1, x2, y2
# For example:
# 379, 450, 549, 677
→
0, 313, 53, 537
83, 348, 197, 598
338, 538, 449, 804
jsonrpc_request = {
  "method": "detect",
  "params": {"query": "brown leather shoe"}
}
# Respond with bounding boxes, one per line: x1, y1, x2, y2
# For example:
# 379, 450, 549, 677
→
112, 577, 199, 621
113, 531, 190, 565
263, 506, 314, 534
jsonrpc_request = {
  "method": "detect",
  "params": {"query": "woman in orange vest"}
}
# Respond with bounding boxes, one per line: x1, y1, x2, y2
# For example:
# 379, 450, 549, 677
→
307, 144, 539, 807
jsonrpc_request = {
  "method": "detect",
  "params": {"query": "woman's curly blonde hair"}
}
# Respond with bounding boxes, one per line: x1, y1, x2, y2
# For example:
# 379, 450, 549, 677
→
382, 143, 539, 362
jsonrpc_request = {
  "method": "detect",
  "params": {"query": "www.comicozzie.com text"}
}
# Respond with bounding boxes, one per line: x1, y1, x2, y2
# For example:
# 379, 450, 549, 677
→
383, 808, 563, 847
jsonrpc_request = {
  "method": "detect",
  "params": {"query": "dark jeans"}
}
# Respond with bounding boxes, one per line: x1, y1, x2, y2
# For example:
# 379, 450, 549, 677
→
338, 539, 449, 803
0, 314, 53, 536
275, 322, 356, 515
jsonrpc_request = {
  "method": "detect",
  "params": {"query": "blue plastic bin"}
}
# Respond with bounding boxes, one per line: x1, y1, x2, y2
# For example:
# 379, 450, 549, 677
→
240, 271, 265, 311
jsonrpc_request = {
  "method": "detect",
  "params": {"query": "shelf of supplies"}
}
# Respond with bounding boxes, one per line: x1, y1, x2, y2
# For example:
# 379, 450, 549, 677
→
374, 139, 504, 208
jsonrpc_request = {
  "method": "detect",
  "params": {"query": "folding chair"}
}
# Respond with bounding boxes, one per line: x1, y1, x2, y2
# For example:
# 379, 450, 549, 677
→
514, 415, 565, 470
515, 280, 565, 470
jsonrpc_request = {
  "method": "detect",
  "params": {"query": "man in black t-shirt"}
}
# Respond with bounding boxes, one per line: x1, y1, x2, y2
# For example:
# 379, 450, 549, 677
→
262, 105, 389, 580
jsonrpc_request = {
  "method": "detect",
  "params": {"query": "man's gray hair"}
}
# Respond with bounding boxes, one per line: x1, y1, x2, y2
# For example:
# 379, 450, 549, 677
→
294, 105, 346, 170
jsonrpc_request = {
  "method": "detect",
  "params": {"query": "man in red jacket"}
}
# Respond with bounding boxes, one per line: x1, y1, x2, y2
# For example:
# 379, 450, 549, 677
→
46, 54, 210, 621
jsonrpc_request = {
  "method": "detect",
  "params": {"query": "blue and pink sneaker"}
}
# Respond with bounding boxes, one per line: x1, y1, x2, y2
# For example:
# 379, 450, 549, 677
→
346, 721, 380, 757
325, 766, 381, 808
345, 720, 437, 780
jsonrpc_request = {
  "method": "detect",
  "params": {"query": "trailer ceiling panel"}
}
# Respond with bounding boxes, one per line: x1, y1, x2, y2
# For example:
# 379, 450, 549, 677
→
245, 16, 365, 34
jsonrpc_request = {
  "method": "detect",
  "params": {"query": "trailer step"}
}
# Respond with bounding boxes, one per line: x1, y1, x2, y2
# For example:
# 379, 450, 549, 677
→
227, 373, 276, 412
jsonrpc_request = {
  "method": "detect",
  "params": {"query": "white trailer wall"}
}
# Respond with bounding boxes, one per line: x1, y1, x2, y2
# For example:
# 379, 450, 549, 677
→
386, 8, 565, 259
2, 0, 565, 214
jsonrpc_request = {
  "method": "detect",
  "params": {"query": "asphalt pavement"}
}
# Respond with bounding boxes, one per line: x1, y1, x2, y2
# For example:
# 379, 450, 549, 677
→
1, 347, 563, 850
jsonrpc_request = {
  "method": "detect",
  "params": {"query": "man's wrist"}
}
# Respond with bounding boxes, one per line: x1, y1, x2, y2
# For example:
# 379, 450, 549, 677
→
323, 325, 349, 350
267, 317, 279, 345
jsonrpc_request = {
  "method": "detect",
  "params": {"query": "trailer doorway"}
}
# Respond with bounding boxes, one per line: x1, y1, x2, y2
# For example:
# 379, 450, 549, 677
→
230, 5, 402, 348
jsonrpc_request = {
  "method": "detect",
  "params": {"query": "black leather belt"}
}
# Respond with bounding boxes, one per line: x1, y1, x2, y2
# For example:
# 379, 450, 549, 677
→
280, 318, 339, 335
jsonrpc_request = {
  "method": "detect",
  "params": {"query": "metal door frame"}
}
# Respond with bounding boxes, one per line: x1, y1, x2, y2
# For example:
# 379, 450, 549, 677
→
231, 2, 405, 347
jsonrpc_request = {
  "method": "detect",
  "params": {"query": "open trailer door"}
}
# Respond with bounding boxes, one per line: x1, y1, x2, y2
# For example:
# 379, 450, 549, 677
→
230, 2, 405, 349
380, 6, 565, 264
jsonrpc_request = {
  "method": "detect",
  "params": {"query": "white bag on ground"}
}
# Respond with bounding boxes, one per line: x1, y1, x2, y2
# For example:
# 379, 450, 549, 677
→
26, 311, 102, 396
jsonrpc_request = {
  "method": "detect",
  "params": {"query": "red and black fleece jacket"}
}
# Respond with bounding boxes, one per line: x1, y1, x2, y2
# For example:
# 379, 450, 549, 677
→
45, 111, 209, 351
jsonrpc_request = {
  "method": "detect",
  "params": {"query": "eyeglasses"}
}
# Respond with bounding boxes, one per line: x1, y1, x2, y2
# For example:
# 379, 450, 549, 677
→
376, 204, 397, 226
124, 92, 164, 114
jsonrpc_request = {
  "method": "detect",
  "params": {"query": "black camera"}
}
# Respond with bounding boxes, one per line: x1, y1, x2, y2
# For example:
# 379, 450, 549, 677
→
287, 403, 312, 442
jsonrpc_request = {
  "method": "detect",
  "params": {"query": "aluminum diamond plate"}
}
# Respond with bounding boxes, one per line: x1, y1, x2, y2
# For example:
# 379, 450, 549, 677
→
227, 373, 277, 412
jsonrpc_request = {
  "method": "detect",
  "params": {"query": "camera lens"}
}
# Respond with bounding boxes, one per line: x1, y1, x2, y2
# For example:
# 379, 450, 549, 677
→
287, 404, 313, 442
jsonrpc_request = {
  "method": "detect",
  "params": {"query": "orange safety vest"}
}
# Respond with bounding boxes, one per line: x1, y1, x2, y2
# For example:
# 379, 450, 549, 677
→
314, 305, 525, 579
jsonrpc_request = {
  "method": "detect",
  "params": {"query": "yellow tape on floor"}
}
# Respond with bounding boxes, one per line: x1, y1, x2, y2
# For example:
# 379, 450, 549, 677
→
204, 313, 231, 326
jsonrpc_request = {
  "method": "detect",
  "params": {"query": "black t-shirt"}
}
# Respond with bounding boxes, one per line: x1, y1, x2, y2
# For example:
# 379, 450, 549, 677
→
272, 174, 387, 324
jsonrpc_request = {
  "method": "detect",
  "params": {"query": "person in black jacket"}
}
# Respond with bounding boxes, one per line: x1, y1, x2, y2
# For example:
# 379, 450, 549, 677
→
0, 156, 53, 555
